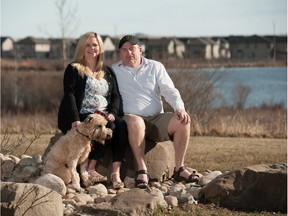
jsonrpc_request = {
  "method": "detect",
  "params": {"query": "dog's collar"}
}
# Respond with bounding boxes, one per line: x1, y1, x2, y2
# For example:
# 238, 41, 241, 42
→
76, 128, 90, 140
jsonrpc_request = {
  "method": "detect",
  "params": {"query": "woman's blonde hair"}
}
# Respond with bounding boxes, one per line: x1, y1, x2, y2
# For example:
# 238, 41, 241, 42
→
72, 32, 105, 75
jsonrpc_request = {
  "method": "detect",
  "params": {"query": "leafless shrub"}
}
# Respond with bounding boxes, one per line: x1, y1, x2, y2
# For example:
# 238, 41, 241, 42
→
1, 127, 41, 156
167, 68, 222, 117
233, 82, 251, 109
1, 71, 62, 113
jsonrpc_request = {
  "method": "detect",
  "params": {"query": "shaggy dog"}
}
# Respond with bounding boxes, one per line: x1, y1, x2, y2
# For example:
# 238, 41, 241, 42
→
43, 113, 112, 191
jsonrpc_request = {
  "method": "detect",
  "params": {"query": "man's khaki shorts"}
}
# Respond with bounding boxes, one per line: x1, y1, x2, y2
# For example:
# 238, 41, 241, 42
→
123, 112, 174, 142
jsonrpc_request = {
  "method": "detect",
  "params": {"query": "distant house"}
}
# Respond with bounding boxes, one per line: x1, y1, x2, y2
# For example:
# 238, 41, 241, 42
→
101, 35, 117, 60
227, 35, 272, 60
145, 37, 185, 59
49, 38, 77, 61
16, 37, 50, 59
266, 35, 287, 60
170, 38, 185, 58
1, 36, 14, 58
180, 37, 208, 60
144, 37, 167, 59
180, 37, 230, 60
1, 34, 285, 62
212, 37, 231, 59
199, 37, 218, 60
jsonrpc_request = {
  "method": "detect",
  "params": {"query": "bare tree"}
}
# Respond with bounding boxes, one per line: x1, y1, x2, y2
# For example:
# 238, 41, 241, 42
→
55, 0, 78, 68
233, 82, 251, 109
38, 0, 78, 69
168, 68, 223, 117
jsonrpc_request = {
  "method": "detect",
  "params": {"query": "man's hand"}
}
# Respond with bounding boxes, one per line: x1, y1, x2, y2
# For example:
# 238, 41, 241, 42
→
175, 109, 191, 125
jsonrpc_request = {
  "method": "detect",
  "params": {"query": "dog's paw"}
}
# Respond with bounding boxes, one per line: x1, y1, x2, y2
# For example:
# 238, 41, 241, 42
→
67, 183, 82, 192
82, 179, 93, 187
76, 187, 84, 192
81, 171, 89, 182
74, 185, 83, 192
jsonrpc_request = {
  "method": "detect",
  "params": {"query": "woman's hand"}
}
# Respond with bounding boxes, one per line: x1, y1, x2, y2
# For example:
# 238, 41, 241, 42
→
106, 114, 115, 122
71, 121, 81, 128
175, 109, 191, 125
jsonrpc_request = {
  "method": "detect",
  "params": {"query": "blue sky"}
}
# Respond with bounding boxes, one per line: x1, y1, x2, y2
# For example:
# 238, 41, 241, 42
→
1, 0, 287, 39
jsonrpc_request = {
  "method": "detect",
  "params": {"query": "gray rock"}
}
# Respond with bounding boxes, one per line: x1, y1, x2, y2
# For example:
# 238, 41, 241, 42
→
87, 183, 108, 197
201, 163, 287, 212
34, 173, 67, 196
95, 140, 176, 183
7, 155, 20, 163
198, 170, 222, 186
111, 188, 160, 215
73, 193, 94, 204
1, 158, 16, 179
165, 195, 178, 207
1, 182, 63, 216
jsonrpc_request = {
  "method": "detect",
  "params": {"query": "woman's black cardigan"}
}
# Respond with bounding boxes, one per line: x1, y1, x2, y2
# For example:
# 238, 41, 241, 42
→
58, 63, 123, 134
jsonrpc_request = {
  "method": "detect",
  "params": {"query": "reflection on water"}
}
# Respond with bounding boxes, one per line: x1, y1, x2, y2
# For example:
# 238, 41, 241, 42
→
169, 66, 286, 108
210, 67, 287, 108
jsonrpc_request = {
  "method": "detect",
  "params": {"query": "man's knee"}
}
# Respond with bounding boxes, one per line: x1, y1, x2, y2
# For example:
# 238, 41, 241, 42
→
168, 116, 190, 133
125, 115, 145, 131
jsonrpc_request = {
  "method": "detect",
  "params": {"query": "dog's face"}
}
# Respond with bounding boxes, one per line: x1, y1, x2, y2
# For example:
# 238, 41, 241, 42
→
79, 114, 112, 144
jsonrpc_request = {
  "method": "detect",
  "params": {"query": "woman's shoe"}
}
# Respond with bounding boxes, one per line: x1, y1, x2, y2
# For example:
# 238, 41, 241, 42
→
172, 166, 199, 183
135, 170, 149, 189
111, 172, 124, 189
87, 170, 107, 183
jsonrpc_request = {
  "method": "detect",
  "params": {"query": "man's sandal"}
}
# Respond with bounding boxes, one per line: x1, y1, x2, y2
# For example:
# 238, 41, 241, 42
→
88, 170, 107, 183
172, 166, 199, 183
111, 172, 124, 190
135, 170, 149, 189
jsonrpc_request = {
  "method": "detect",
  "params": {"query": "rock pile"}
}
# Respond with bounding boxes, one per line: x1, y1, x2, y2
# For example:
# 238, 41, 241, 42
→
1, 152, 287, 215
1, 134, 287, 215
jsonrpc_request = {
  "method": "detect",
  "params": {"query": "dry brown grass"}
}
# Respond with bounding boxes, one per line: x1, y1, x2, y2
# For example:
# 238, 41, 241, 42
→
3, 133, 286, 175
1, 107, 286, 138
191, 107, 287, 138
1, 113, 58, 134
154, 203, 287, 216
186, 136, 287, 173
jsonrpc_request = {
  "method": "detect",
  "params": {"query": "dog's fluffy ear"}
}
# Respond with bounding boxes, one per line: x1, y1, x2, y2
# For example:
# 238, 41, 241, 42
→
84, 115, 93, 123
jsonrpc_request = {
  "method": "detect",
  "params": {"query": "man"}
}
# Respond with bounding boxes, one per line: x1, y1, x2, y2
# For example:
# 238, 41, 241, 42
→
111, 35, 198, 188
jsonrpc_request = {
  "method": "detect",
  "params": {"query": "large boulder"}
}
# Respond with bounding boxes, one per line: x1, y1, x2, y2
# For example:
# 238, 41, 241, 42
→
201, 163, 287, 212
1, 182, 63, 216
96, 139, 175, 182
44, 133, 176, 182
34, 173, 67, 196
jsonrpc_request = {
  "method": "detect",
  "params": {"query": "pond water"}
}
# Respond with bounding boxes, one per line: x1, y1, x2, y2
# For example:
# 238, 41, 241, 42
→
211, 67, 287, 108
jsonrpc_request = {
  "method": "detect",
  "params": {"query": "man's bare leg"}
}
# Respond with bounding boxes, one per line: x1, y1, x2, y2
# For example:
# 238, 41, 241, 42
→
168, 115, 193, 179
125, 115, 148, 183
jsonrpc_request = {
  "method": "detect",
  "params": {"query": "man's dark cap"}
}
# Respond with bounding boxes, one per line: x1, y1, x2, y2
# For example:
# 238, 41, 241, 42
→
118, 35, 141, 49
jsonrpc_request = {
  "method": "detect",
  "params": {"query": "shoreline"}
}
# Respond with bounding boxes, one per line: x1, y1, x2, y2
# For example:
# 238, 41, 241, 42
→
1, 59, 287, 71
162, 59, 287, 69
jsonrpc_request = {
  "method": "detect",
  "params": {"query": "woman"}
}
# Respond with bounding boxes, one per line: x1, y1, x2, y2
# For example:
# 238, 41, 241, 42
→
58, 32, 127, 189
